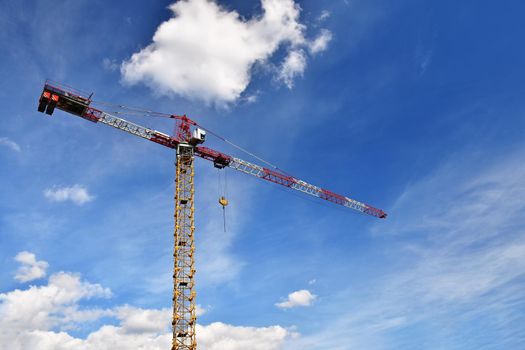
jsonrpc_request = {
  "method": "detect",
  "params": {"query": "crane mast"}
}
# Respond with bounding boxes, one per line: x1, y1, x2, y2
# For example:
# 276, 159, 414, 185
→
173, 143, 197, 349
37, 81, 387, 350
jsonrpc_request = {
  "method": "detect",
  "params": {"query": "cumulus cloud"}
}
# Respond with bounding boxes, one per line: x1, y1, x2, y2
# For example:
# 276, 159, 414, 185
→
44, 185, 94, 205
276, 289, 316, 309
3, 322, 290, 350
14, 251, 49, 282
0, 271, 111, 342
121, 0, 331, 104
197, 322, 289, 350
114, 306, 170, 334
0, 261, 292, 349
0, 137, 21, 152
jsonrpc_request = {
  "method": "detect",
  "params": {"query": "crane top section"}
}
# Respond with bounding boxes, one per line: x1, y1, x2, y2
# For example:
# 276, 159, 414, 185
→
37, 82, 387, 219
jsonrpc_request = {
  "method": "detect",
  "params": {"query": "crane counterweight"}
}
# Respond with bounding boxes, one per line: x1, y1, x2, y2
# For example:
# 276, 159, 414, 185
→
39, 82, 91, 117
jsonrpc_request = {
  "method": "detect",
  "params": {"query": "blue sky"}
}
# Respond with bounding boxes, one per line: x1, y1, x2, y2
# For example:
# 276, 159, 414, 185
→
1, 0, 525, 349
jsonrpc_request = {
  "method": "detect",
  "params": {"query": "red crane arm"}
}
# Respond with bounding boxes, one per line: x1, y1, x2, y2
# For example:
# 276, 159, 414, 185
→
195, 147, 387, 219
38, 82, 387, 219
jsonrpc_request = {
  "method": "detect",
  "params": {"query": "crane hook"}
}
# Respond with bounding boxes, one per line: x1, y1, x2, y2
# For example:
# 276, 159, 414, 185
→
219, 196, 228, 207
219, 196, 228, 232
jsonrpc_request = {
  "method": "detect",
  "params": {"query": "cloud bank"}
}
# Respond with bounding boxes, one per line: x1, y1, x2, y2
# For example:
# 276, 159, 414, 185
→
0, 253, 292, 350
121, 0, 331, 104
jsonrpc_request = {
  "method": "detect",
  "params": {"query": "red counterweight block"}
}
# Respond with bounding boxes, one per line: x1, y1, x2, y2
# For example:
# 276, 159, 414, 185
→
37, 91, 59, 115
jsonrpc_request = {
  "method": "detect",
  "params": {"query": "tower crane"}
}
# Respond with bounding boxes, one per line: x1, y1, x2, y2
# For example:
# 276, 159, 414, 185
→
37, 81, 387, 350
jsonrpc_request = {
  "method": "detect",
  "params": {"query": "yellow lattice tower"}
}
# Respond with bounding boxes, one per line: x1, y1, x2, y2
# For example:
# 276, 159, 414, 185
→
172, 143, 197, 350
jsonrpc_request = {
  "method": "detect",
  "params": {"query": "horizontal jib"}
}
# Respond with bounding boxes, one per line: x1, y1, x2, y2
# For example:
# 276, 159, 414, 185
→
320, 188, 346, 204
261, 168, 296, 187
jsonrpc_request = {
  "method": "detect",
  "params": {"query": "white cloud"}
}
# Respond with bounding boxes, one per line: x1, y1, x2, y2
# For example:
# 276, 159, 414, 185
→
196, 304, 208, 317
197, 322, 289, 350
44, 185, 94, 205
0, 272, 111, 342
276, 289, 316, 309
7, 322, 290, 350
121, 0, 331, 104
278, 49, 307, 88
14, 251, 49, 283
0, 258, 292, 349
114, 306, 170, 334
0, 137, 21, 152
309, 29, 332, 54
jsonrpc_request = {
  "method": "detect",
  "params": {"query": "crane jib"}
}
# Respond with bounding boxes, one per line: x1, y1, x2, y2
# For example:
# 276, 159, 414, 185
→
37, 82, 387, 219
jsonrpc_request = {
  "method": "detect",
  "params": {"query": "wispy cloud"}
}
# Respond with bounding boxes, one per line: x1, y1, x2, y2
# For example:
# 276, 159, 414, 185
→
102, 57, 119, 72
318, 10, 331, 22
0, 137, 21, 152
415, 47, 433, 75
309, 29, 332, 54
288, 148, 525, 349
278, 49, 307, 89
43, 185, 94, 205
14, 251, 49, 282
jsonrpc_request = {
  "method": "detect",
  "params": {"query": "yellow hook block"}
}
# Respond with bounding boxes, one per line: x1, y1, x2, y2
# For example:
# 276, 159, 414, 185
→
219, 196, 228, 207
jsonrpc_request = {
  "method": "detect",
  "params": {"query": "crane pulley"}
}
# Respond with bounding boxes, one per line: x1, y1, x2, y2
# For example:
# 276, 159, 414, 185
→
37, 80, 387, 350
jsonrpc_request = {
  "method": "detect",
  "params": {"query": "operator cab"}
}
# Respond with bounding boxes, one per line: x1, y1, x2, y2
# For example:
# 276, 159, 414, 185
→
189, 128, 206, 146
